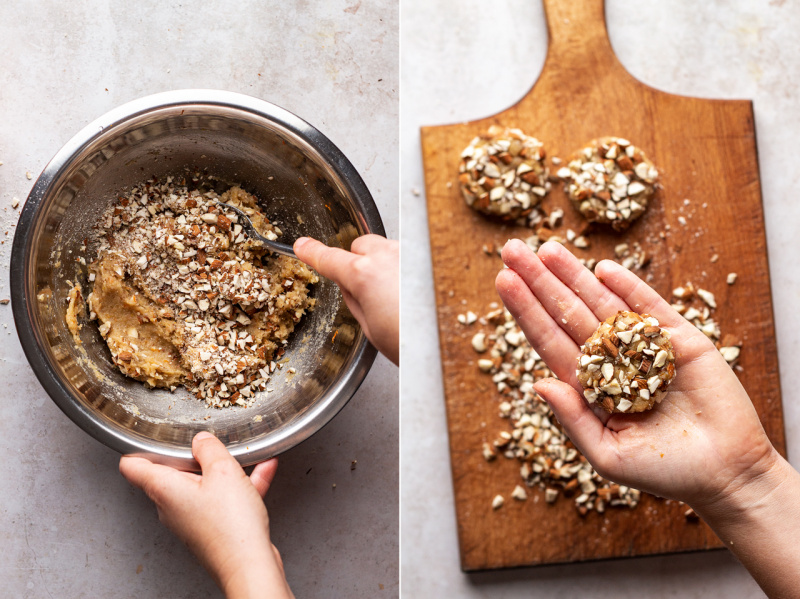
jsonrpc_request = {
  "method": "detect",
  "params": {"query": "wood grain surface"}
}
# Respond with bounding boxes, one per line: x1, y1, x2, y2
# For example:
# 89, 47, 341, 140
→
421, 0, 786, 572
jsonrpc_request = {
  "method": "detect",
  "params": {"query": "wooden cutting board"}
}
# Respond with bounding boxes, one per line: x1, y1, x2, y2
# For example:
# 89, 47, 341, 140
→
421, 0, 786, 571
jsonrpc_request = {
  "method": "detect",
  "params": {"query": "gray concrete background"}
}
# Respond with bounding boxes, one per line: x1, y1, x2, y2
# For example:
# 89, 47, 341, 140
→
401, 0, 799, 597
0, 1, 398, 598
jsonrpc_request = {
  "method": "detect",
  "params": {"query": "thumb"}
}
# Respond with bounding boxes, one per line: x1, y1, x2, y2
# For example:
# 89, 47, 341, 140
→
293, 237, 358, 292
250, 458, 279, 499
192, 432, 242, 477
534, 378, 610, 465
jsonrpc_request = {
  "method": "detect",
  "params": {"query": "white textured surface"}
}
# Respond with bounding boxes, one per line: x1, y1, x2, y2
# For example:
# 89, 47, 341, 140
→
0, 2, 398, 598
401, 0, 798, 597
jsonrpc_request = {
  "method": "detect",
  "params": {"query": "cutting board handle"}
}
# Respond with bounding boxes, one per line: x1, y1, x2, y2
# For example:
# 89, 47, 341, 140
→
541, 0, 618, 72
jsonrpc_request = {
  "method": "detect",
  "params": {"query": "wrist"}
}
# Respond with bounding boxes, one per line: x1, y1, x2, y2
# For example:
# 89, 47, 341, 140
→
691, 447, 789, 527
218, 543, 291, 599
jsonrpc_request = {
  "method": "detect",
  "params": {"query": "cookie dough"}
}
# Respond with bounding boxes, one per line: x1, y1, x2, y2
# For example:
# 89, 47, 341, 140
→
577, 311, 675, 413
65, 283, 85, 344
458, 125, 550, 222
557, 137, 659, 231
81, 177, 317, 407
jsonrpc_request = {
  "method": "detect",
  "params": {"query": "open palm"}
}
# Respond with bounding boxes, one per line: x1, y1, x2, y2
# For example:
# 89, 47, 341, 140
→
496, 239, 777, 509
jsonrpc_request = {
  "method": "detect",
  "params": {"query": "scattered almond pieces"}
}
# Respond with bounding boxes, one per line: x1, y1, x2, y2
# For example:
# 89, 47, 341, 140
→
457, 311, 478, 325
491, 494, 505, 510
471, 332, 487, 352
727, 273, 738, 285
511, 485, 527, 501
670, 282, 743, 366
468, 307, 641, 515
613, 241, 650, 271
573, 235, 590, 249
719, 346, 741, 363
697, 288, 717, 309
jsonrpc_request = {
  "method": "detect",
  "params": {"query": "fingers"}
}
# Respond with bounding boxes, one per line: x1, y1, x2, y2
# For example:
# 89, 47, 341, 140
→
501, 240, 600, 344
496, 268, 580, 386
250, 458, 279, 499
293, 237, 359, 287
192, 432, 241, 477
294, 237, 367, 324
593, 260, 693, 333
339, 287, 367, 329
350, 234, 393, 255
119, 455, 191, 502
537, 242, 629, 320
534, 378, 616, 470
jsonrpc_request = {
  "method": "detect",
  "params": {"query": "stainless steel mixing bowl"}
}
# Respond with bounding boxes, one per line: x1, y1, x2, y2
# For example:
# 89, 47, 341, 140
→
11, 90, 384, 469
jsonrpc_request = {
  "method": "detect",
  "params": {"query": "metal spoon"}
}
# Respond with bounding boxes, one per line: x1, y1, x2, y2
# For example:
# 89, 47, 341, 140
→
214, 200, 297, 258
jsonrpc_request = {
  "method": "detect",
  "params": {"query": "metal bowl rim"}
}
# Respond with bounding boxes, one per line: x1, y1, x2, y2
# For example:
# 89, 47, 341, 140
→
10, 89, 384, 468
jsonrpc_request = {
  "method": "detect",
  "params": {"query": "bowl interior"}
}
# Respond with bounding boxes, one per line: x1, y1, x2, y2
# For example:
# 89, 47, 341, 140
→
21, 101, 377, 466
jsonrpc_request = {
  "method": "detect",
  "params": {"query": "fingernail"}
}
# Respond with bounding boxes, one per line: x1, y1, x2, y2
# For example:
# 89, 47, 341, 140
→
293, 237, 310, 251
194, 431, 215, 441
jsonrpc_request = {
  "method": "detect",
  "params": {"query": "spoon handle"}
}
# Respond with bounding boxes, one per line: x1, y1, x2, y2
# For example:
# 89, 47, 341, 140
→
215, 200, 297, 258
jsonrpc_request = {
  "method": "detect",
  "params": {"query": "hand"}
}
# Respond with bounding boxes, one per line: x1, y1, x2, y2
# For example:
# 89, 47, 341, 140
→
119, 432, 294, 599
497, 239, 800, 599
495, 239, 779, 512
294, 235, 399, 365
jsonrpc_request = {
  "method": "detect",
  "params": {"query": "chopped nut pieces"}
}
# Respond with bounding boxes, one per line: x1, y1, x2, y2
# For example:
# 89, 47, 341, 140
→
492, 494, 505, 510
696, 288, 716, 309
511, 485, 527, 501
458, 311, 478, 325
573, 235, 590, 249
558, 137, 659, 231
719, 346, 740, 363
458, 125, 550, 225
471, 332, 487, 353
727, 273, 738, 285
471, 307, 641, 514
669, 282, 743, 366
81, 176, 317, 408
578, 311, 676, 413
613, 241, 650, 271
